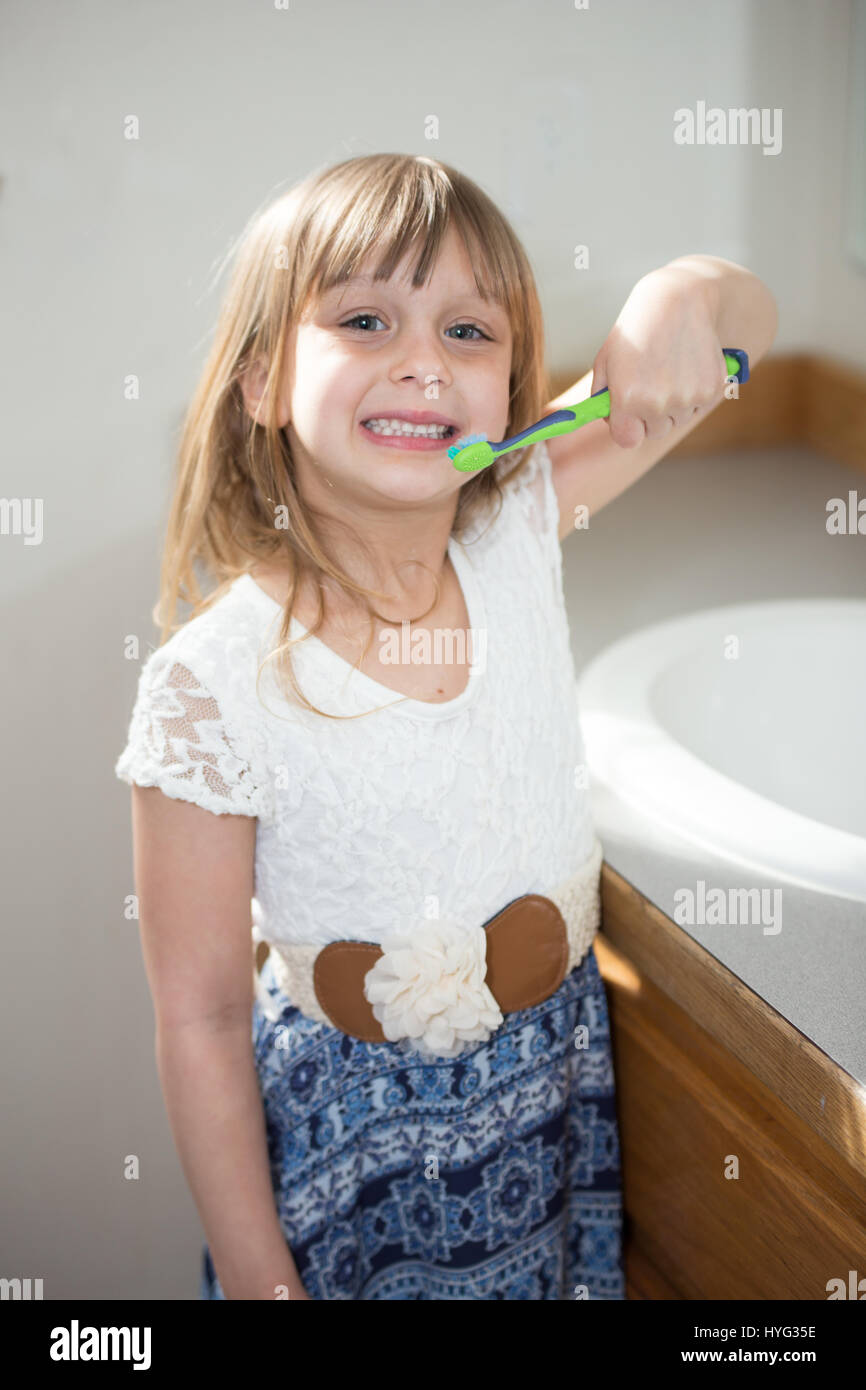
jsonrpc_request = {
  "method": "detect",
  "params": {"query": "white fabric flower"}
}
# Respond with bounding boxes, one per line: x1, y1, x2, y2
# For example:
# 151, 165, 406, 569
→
363, 919, 503, 1059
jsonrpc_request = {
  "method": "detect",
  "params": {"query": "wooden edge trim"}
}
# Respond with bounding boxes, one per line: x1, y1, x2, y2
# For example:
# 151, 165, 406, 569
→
597, 862, 866, 1178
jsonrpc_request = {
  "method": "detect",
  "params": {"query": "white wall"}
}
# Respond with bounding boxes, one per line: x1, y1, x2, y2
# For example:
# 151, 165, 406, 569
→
1, 0, 863, 1299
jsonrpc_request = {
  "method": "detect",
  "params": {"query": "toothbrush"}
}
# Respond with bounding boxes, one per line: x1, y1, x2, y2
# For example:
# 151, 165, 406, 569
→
448, 348, 750, 472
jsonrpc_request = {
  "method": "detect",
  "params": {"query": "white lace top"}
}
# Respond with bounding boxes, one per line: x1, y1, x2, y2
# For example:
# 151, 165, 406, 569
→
114, 440, 597, 950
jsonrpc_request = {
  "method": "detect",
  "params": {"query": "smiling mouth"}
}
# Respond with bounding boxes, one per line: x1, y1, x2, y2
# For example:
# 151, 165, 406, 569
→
361, 420, 458, 440
358, 419, 460, 451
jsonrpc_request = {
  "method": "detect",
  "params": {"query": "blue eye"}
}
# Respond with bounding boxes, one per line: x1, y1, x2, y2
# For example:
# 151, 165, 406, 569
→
448, 323, 489, 341
340, 315, 490, 341
342, 314, 386, 332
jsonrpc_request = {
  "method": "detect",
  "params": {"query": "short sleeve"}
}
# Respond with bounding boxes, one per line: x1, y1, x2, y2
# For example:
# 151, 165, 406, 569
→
114, 650, 269, 818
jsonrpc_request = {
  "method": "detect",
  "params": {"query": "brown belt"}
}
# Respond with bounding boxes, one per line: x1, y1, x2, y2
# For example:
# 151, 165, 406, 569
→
251, 839, 604, 1059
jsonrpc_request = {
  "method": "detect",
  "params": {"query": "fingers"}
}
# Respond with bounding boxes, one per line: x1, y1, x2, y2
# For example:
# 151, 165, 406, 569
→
607, 389, 718, 448
607, 404, 679, 447
606, 413, 648, 448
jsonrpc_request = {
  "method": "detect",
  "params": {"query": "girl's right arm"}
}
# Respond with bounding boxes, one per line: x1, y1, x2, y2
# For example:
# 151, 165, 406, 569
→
130, 782, 310, 1301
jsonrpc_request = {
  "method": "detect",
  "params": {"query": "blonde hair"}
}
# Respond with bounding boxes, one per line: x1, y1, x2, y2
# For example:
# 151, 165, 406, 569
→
155, 152, 550, 719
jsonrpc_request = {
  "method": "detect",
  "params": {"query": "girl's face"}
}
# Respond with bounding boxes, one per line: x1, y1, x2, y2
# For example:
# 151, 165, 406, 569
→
279, 224, 513, 510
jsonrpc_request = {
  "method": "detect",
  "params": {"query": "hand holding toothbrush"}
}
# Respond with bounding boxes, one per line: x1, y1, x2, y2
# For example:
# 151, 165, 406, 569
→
449, 260, 750, 473
585, 263, 745, 450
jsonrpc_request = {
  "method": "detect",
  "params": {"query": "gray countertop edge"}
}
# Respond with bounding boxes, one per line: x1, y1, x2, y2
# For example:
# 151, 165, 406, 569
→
590, 783, 866, 1091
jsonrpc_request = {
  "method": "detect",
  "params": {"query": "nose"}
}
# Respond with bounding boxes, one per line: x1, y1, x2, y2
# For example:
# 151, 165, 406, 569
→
388, 322, 453, 391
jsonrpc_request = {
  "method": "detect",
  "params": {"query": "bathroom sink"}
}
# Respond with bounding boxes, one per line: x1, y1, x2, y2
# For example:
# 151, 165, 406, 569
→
577, 599, 866, 902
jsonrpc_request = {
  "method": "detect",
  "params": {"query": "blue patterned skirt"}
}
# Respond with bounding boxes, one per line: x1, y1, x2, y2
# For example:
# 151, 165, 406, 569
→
200, 942, 626, 1300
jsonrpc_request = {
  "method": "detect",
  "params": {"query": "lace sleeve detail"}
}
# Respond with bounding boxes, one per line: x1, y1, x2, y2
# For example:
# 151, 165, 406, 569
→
502, 440, 561, 542
114, 651, 270, 818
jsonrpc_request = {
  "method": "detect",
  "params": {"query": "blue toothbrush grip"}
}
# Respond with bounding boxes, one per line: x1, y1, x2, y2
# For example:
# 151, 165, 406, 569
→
723, 347, 749, 383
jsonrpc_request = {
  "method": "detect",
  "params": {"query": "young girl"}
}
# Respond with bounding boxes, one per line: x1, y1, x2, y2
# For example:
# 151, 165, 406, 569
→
114, 153, 776, 1301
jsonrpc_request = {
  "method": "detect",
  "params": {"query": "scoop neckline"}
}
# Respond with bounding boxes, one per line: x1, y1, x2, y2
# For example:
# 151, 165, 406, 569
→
237, 536, 486, 721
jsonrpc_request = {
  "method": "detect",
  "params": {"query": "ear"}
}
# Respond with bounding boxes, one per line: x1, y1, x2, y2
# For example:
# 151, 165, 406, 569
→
239, 356, 291, 429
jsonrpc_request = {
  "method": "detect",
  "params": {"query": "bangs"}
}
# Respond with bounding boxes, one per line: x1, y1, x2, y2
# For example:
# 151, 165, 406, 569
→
296, 158, 514, 318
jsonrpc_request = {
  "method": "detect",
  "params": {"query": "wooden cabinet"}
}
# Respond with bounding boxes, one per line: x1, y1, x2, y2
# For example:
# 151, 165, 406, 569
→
594, 864, 866, 1301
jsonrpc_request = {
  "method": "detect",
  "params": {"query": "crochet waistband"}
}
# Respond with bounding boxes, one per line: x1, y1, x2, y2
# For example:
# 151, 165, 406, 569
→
250, 838, 605, 1031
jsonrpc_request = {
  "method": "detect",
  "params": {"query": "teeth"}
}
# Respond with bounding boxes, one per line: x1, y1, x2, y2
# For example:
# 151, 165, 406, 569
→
363, 418, 452, 438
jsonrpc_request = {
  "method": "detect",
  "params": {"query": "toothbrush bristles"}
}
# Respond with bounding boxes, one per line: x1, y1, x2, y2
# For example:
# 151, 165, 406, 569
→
447, 431, 488, 461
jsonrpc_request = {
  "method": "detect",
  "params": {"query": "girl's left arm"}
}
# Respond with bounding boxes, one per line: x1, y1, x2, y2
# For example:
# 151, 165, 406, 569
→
545, 255, 779, 539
